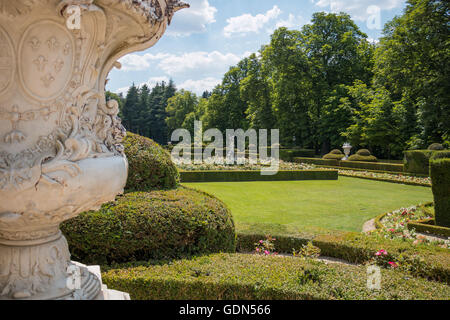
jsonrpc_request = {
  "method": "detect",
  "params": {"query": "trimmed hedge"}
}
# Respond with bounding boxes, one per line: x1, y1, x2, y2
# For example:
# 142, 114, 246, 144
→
348, 155, 378, 162
403, 150, 450, 175
294, 158, 404, 173
339, 160, 402, 172
408, 219, 450, 238
429, 143, 445, 151
103, 253, 450, 300
180, 170, 338, 183
430, 150, 450, 161
280, 149, 316, 161
430, 158, 450, 228
348, 149, 377, 162
124, 133, 179, 191
236, 231, 450, 283
323, 149, 345, 160
61, 188, 236, 264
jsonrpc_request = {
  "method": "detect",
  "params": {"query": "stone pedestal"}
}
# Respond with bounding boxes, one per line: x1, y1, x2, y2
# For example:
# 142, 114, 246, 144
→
0, 0, 187, 300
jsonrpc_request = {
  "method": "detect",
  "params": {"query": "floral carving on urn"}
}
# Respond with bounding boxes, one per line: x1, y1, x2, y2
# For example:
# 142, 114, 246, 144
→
0, 0, 188, 300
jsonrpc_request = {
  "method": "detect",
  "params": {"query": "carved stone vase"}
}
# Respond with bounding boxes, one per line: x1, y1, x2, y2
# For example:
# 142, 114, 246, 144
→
0, 0, 188, 300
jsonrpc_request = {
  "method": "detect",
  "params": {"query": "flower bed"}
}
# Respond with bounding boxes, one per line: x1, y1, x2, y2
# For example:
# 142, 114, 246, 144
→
237, 229, 450, 284
102, 253, 450, 300
374, 205, 450, 246
337, 170, 431, 187
177, 161, 314, 171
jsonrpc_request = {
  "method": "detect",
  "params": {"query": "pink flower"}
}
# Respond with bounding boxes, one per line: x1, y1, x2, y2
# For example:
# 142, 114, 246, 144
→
256, 248, 260, 252
264, 250, 270, 255
389, 229, 396, 233
259, 240, 264, 244
388, 262, 398, 268
376, 250, 388, 256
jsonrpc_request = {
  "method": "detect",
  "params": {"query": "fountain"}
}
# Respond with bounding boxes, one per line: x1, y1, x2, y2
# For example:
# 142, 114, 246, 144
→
0, 0, 188, 300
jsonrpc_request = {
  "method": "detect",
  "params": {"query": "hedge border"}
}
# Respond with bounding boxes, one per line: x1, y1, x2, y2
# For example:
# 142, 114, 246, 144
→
102, 253, 450, 300
407, 219, 450, 238
294, 157, 404, 173
180, 170, 338, 183
338, 172, 431, 187
236, 231, 450, 284
430, 158, 450, 228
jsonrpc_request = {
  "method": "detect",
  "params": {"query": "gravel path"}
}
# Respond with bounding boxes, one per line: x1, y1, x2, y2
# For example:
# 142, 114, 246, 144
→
362, 219, 376, 233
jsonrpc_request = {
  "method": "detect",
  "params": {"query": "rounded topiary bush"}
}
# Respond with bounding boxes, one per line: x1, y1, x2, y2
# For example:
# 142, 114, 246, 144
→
348, 149, 378, 162
356, 149, 372, 157
428, 143, 445, 151
323, 149, 344, 160
124, 132, 179, 191
61, 187, 236, 264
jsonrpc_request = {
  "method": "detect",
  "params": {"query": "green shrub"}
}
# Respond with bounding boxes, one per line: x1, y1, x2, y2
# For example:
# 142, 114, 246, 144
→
430, 150, 450, 161
237, 231, 450, 283
428, 143, 445, 151
123, 132, 179, 191
430, 159, 450, 228
407, 219, 450, 238
280, 149, 315, 161
323, 149, 344, 160
348, 150, 378, 162
356, 149, 372, 157
347, 154, 378, 162
338, 161, 403, 172
294, 158, 404, 173
404, 150, 436, 175
180, 170, 338, 183
102, 253, 450, 300
330, 149, 343, 155
61, 188, 236, 264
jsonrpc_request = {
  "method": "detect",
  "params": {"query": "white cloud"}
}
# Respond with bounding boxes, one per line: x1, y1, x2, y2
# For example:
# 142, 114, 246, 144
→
119, 51, 249, 77
313, 0, 404, 21
178, 77, 221, 94
224, 5, 282, 37
266, 14, 306, 34
167, 0, 217, 36
157, 51, 246, 76
119, 53, 171, 71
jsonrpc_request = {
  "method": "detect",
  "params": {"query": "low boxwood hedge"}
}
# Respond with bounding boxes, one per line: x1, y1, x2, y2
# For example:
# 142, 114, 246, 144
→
323, 149, 345, 160
407, 219, 450, 238
339, 160, 402, 172
280, 149, 316, 161
179, 170, 338, 183
61, 187, 236, 264
430, 158, 450, 228
236, 231, 450, 283
124, 132, 179, 191
102, 253, 450, 300
294, 158, 404, 173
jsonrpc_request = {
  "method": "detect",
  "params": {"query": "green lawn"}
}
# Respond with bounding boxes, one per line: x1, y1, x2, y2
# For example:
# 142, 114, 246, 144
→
184, 177, 433, 233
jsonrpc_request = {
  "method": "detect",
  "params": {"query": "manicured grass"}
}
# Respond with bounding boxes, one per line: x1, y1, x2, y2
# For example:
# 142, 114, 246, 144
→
184, 177, 433, 233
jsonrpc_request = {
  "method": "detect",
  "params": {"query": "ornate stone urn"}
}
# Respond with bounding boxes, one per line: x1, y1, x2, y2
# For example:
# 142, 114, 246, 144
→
0, 0, 188, 300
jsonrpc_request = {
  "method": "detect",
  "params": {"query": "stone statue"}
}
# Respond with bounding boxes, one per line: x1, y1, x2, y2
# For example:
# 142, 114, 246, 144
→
0, 0, 188, 300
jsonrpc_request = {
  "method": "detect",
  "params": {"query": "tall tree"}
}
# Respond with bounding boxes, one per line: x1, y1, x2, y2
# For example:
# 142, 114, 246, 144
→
374, 0, 450, 147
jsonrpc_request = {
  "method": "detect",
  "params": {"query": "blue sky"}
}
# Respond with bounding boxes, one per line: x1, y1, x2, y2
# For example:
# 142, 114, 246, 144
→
108, 0, 407, 96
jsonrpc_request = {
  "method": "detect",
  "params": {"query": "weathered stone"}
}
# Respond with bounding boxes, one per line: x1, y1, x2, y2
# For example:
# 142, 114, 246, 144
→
0, 0, 188, 300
